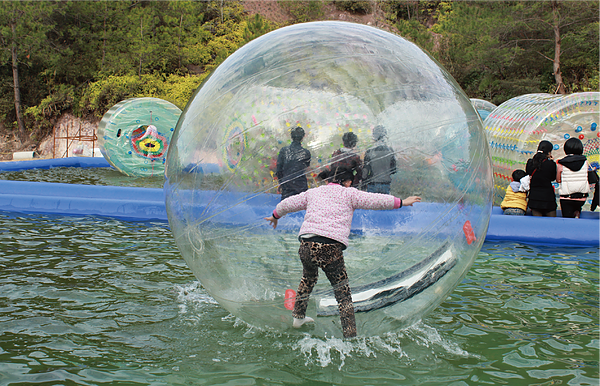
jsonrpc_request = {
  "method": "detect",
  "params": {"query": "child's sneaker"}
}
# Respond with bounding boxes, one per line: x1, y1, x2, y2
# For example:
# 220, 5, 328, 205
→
292, 316, 314, 328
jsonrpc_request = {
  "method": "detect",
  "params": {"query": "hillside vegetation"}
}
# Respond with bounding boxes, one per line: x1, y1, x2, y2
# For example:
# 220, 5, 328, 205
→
0, 0, 597, 153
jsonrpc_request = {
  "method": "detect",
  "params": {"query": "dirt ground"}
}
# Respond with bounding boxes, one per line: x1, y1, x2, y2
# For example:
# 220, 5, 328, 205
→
0, 115, 98, 161
0, 132, 36, 161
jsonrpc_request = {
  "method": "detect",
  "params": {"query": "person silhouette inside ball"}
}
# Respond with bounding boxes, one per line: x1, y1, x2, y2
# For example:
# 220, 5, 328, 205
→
276, 126, 312, 200
330, 132, 362, 188
362, 125, 397, 194
264, 166, 421, 338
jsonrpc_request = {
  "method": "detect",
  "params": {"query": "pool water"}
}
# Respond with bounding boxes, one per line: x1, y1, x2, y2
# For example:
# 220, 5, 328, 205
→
0, 167, 164, 189
0, 211, 597, 385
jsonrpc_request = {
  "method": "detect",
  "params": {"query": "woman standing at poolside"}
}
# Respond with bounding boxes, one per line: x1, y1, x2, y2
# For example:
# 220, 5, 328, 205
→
556, 138, 592, 218
526, 140, 557, 217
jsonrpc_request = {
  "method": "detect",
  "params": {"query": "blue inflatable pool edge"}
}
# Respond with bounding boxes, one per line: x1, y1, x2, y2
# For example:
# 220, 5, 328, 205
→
0, 179, 597, 247
0, 156, 111, 171
486, 206, 598, 246
0, 180, 166, 222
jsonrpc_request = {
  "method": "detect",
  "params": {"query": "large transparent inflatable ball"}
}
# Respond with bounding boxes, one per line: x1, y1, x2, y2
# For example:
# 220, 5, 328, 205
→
165, 21, 493, 338
484, 92, 599, 206
98, 97, 181, 177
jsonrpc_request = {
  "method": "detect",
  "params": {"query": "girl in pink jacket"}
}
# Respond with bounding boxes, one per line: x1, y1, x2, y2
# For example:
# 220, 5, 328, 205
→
265, 167, 421, 338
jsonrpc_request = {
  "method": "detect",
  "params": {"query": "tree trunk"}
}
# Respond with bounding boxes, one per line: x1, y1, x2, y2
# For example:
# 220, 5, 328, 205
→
138, 16, 143, 78
552, 0, 566, 94
178, 13, 183, 69
102, 2, 107, 69
10, 22, 26, 142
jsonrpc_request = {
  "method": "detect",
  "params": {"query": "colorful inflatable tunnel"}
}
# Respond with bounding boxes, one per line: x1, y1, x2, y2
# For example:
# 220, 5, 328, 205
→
483, 92, 599, 206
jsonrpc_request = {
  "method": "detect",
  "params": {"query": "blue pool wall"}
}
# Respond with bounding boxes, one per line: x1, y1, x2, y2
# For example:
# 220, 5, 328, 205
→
0, 158, 598, 247
0, 156, 111, 171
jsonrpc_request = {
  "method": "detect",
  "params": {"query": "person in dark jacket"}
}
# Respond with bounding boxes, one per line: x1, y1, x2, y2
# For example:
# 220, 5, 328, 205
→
362, 125, 397, 194
276, 126, 311, 200
591, 172, 599, 211
330, 132, 362, 188
525, 140, 557, 217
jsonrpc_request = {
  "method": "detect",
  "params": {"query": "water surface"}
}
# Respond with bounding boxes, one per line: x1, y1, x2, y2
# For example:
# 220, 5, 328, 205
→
0, 211, 597, 385
0, 167, 163, 189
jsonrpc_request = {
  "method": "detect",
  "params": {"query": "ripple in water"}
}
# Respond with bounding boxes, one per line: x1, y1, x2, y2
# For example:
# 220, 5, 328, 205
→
0, 166, 164, 188
0, 211, 597, 385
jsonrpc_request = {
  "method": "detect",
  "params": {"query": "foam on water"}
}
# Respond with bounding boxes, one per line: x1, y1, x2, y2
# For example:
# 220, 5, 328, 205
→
173, 278, 477, 369
174, 281, 219, 315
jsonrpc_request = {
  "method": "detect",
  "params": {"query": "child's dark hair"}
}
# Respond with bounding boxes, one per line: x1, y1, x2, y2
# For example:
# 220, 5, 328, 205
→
342, 132, 358, 148
512, 169, 526, 182
563, 137, 583, 155
318, 166, 354, 184
531, 140, 553, 170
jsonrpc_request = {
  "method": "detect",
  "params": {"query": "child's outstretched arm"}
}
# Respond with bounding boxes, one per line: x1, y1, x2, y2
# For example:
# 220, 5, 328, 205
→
264, 215, 278, 229
401, 196, 421, 206
351, 190, 421, 210
266, 190, 308, 229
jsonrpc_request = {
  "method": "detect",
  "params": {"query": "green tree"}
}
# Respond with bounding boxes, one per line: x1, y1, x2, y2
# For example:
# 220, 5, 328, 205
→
165, 1, 211, 71
514, 0, 599, 94
97, 2, 140, 76
432, 2, 523, 102
126, 2, 161, 77
560, 12, 599, 92
0, 1, 55, 140
432, 1, 599, 103
243, 13, 277, 45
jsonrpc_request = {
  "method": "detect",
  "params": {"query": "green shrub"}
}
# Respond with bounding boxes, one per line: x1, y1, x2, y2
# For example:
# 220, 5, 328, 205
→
243, 14, 277, 44
279, 0, 324, 23
581, 72, 599, 92
394, 19, 434, 53
25, 84, 75, 121
77, 73, 207, 117
334, 1, 372, 15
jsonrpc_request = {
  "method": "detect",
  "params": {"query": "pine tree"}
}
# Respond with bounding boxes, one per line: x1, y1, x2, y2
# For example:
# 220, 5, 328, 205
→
0, 1, 55, 141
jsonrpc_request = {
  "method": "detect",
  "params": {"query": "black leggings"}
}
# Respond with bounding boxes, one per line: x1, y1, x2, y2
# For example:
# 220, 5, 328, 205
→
293, 240, 356, 338
560, 199, 585, 218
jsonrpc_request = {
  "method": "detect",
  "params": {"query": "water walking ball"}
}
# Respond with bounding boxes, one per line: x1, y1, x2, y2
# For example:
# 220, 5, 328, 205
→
484, 92, 599, 206
98, 97, 181, 177
165, 21, 493, 338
